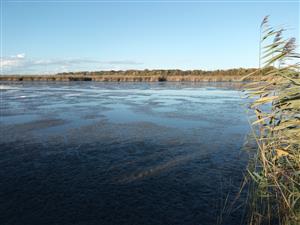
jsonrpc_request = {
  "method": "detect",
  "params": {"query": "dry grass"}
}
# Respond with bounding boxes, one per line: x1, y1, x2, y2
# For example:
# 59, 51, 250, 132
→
244, 16, 300, 225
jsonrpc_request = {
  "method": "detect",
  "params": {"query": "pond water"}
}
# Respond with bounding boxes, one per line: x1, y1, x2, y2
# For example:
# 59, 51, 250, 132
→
0, 82, 250, 225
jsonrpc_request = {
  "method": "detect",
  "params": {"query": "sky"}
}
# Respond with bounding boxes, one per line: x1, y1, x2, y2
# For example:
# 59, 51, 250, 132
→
0, 0, 299, 74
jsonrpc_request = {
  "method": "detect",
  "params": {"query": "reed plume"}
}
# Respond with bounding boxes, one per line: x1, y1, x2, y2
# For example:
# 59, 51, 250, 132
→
245, 16, 300, 225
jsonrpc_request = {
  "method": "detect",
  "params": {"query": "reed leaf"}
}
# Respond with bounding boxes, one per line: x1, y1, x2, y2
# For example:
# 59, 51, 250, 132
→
244, 16, 300, 225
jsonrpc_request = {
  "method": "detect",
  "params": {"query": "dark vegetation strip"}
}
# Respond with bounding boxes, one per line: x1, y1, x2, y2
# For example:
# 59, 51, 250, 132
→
0, 68, 268, 82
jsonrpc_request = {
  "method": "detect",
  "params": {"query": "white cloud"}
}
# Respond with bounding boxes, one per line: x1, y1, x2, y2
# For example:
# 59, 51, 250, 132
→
16, 53, 25, 59
102, 60, 142, 65
1, 54, 26, 68
0, 54, 143, 74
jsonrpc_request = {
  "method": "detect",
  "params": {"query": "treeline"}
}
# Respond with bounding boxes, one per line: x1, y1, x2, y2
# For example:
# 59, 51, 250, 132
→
1, 68, 274, 82
57, 68, 258, 77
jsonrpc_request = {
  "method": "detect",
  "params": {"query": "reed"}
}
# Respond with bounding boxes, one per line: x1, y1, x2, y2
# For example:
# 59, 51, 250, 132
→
244, 16, 300, 225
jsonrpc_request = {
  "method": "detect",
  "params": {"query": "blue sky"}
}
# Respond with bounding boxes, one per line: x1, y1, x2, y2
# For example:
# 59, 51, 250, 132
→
1, 0, 299, 74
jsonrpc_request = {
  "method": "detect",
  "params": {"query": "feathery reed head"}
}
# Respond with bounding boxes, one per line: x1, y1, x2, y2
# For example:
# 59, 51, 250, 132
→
283, 37, 296, 53
273, 28, 284, 43
261, 15, 269, 28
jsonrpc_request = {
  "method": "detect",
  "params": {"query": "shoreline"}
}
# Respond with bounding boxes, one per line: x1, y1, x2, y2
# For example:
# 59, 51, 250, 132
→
0, 74, 261, 82
0, 68, 265, 82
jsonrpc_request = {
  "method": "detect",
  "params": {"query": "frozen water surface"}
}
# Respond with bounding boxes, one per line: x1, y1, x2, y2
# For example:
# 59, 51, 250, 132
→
0, 82, 249, 225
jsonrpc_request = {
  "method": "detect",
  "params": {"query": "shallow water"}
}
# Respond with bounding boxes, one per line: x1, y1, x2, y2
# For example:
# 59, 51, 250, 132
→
0, 82, 249, 225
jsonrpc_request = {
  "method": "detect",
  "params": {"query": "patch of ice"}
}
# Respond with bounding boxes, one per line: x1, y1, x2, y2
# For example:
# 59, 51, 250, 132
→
0, 85, 20, 90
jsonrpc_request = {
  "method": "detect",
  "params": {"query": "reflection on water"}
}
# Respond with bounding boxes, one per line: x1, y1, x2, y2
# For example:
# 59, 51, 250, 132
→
0, 82, 249, 225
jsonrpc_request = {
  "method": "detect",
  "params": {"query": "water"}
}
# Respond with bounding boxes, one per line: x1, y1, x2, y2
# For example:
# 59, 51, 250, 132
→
0, 82, 250, 225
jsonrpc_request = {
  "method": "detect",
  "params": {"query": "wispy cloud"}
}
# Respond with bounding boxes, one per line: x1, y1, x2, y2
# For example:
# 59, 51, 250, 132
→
103, 60, 142, 65
1, 53, 26, 68
1, 54, 143, 74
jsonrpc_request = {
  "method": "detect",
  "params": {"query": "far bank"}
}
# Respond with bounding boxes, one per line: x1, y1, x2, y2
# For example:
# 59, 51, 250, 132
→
0, 68, 264, 82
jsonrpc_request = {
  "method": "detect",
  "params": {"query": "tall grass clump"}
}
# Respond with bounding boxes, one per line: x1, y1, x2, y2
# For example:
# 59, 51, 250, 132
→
244, 16, 300, 225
